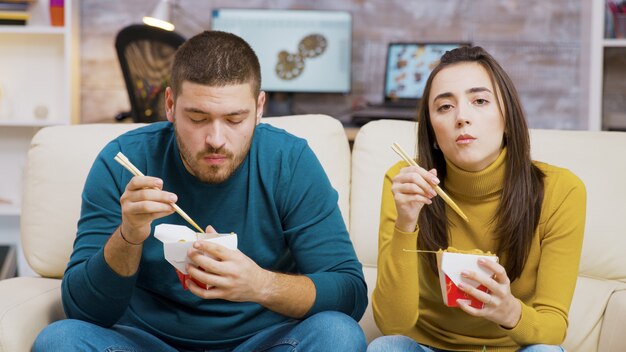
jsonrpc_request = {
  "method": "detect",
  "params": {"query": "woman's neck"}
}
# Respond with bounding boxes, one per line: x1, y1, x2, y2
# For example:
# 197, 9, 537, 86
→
443, 148, 507, 200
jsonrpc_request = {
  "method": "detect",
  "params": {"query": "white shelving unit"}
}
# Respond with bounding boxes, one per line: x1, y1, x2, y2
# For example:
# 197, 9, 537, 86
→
0, 0, 79, 276
589, 0, 626, 131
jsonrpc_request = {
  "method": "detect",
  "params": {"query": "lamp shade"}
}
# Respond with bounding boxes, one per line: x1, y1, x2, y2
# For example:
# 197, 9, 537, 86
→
143, 0, 175, 31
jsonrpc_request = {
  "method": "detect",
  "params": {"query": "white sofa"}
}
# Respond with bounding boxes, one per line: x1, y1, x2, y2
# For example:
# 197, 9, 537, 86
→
0, 115, 625, 351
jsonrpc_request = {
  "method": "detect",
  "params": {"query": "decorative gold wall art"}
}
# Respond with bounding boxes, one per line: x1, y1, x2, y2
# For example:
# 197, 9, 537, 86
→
275, 34, 327, 81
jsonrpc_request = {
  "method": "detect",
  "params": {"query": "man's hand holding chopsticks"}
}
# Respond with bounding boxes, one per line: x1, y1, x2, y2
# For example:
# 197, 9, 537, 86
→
119, 176, 178, 245
105, 175, 179, 277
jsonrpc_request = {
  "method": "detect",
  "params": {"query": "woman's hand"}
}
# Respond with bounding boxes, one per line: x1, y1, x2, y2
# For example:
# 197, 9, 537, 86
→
391, 166, 440, 232
456, 258, 522, 328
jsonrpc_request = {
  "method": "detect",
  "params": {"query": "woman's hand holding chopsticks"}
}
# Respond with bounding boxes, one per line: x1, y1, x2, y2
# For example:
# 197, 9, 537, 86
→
391, 165, 440, 233
391, 143, 469, 223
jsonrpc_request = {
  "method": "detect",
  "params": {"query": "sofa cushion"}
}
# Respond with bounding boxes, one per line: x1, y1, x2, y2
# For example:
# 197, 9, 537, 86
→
22, 123, 144, 278
351, 120, 418, 267
529, 129, 626, 280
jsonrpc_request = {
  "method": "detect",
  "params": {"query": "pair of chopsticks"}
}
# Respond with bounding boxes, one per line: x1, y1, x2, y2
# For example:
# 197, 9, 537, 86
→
113, 152, 205, 233
391, 143, 469, 223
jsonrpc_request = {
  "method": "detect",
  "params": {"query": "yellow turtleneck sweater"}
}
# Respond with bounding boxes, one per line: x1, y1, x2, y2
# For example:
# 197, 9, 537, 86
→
372, 149, 586, 351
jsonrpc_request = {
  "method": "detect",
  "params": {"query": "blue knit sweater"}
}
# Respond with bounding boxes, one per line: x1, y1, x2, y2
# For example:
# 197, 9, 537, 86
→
62, 122, 367, 349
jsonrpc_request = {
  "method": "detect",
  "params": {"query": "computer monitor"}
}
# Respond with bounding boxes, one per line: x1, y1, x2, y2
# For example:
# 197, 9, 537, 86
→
383, 42, 470, 104
211, 8, 352, 94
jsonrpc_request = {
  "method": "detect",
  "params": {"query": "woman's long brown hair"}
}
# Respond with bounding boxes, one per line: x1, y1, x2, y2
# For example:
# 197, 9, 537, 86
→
416, 46, 544, 281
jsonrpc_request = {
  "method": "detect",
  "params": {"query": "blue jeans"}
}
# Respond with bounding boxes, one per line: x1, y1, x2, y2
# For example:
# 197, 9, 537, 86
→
33, 311, 366, 352
367, 335, 565, 352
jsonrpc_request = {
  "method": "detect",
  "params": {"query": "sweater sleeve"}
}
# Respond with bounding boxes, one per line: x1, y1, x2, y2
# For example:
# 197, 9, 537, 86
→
505, 170, 586, 345
372, 163, 421, 334
278, 142, 367, 321
61, 141, 139, 327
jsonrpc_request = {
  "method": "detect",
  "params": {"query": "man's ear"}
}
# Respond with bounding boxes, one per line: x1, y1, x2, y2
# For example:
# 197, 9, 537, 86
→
256, 91, 266, 124
165, 87, 175, 123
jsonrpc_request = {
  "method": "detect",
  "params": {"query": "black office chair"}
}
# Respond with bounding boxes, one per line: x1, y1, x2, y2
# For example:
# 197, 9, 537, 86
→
115, 24, 186, 123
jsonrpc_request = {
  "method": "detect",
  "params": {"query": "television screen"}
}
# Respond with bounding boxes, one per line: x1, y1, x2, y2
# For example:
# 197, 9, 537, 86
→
211, 9, 352, 93
384, 43, 469, 102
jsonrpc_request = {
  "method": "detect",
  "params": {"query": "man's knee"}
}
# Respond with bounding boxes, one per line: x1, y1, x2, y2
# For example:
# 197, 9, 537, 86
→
304, 311, 366, 348
33, 319, 94, 351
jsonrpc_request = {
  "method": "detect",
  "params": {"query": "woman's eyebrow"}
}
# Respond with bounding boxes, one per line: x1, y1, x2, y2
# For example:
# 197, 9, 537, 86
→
432, 92, 454, 102
466, 87, 492, 94
432, 87, 493, 103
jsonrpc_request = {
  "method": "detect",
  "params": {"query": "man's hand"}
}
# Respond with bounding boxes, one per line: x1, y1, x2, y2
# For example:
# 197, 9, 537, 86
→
186, 226, 316, 318
119, 176, 177, 244
185, 226, 273, 303
104, 175, 177, 277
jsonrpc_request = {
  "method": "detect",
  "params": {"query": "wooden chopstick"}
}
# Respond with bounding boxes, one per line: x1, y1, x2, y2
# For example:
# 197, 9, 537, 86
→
113, 152, 205, 233
402, 249, 440, 253
391, 143, 469, 223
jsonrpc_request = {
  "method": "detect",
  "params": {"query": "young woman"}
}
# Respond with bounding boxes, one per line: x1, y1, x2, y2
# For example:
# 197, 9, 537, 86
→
369, 46, 586, 352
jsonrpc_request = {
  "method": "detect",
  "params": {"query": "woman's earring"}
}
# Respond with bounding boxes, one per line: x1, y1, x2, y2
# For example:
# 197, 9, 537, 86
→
433, 141, 439, 150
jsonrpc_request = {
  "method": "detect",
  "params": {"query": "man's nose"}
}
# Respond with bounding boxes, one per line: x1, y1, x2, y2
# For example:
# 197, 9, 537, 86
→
205, 122, 226, 149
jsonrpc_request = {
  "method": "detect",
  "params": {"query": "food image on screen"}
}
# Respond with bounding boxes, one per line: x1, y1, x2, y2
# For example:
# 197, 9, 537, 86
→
384, 43, 466, 100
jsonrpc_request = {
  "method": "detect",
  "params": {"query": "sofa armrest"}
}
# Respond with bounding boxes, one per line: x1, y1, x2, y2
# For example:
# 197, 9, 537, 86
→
598, 288, 626, 352
0, 277, 64, 352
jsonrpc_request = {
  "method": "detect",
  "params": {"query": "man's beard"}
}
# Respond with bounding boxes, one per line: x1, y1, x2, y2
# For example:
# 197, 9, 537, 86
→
174, 127, 250, 184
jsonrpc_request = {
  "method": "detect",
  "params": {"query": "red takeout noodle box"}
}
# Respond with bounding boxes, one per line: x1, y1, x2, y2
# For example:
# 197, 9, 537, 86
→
154, 224, 238, 290
436, 249, 498, 309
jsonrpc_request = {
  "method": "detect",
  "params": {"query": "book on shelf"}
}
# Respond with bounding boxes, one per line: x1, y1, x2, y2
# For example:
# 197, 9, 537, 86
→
0, 10, 29, 19
0, 9, 29, 25
0, 2, 28, 11
0, 18, 25, 25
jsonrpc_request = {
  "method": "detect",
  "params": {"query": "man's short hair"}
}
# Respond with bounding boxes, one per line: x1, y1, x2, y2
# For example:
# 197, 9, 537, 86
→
170, 30, 262, 98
